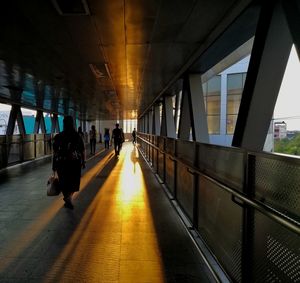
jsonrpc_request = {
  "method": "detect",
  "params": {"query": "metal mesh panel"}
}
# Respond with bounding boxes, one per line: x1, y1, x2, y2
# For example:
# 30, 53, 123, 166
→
158, 151, 164, 181
158, 136, 165, 151
7, 135, 21, 164
23, 135, 35, 161
198, 176, 243, 282
176, 162, 194, 221
165, 156, 175, 196
153, 147, 158, 173
36, 134, 45, 158
165, 138, 175, 155
176, 140, 195, 166
146, 143, 150, 160
198, 144, 245, 191
149, 144, 153, 165
253, 211, 300, 282
251, 154, 300, 222
45, 134, 52, 155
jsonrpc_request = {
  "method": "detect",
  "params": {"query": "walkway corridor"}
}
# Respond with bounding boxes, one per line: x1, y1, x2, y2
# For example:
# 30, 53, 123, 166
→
0, 143, 214, 283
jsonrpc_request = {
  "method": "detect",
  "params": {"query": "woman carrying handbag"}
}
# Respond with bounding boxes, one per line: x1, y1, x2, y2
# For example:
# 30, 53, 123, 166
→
52, 116, 86, 209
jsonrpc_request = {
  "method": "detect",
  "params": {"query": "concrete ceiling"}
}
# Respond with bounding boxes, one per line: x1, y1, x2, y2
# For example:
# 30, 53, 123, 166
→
0, 0, 257, 121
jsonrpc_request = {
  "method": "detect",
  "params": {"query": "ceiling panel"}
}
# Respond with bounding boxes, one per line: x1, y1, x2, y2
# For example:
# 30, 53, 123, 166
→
0, 0, 254, 120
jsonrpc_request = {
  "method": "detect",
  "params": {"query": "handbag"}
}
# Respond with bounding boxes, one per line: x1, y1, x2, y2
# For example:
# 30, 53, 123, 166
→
47, 172, 60, 196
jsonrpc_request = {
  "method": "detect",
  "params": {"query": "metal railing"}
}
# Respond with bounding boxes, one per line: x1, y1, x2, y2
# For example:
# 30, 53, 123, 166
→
138, 133, 300, 283
0, 134, 53, 169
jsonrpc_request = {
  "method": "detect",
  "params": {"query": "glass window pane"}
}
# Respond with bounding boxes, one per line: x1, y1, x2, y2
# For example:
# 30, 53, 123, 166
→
207, 76, 221, 96
208, 115, 220, 134
227, 73, 243, 95
227, 114, 238, 135
227, 94, 241, 115
207, 96, 220, 115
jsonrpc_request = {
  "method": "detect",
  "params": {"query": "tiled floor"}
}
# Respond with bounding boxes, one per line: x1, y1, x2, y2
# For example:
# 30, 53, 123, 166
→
0, 143, 215, 283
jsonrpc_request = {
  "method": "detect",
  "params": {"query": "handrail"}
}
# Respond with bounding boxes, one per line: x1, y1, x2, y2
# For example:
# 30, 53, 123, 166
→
137, 135, 300, 236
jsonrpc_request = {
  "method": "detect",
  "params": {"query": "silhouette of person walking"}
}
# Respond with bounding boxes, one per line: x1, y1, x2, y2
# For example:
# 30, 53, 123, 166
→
104, 128, 110, 149
111, 123, 122, 156
89, 125, 96, 155
52, 116, 86, 209
132, 128, 137, 144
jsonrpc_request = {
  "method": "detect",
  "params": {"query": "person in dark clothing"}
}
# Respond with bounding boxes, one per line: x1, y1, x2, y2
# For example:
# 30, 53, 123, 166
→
89, 125, 96, 155
78, 126, 84, 142
104, 128, 110, 149
132, 128, 136, 144
52, 116, 86, 209
111, 123, 122, 156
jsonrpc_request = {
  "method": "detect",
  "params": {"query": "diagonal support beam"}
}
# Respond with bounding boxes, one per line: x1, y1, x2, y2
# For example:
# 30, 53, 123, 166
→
153, 104, 161, 136
232, 1, 293, 151
178, 79, 191, 140
6, 104, 25, 136
34, 110, 46, 134
189, 74, 209, 143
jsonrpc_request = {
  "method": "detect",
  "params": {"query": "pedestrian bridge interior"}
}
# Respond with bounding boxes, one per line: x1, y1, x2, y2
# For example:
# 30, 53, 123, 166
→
0, 0, 300, 282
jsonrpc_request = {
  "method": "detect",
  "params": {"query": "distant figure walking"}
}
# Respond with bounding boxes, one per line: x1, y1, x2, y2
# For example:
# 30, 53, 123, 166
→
111, 123, 122, 156
104, 128, 110, 149
52, 116, 86, 209
132, 128, 137, 144
89, 125, 96, 155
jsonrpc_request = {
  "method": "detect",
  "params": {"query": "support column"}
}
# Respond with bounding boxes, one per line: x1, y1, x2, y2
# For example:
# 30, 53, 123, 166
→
178, 80, 191, 140
189, 74, 209, 143
145, 113, 149, 134
154, 104, 161, 136
160, 101, 167, 137
6, 104, 25, 136
149, 108, 153, 135
34, 110, 46, 134
232, 1, 292, 151
174, 91, 181, 136
163, 96, 176, 138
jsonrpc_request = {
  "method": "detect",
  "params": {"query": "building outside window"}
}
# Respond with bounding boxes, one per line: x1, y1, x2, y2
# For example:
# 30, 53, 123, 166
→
274, 121, 287, 140
202, 76, 221, 134
226, 73, 247, 134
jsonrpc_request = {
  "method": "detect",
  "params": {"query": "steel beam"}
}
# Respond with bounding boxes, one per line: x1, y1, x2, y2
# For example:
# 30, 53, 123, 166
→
6, 104, 25, 135
154, 104, 161, 136
178, 80, 191, 140
163, 96, 176, 138
189, 74, 209, 143
34, 110, 46, 134
232, 1, 292, 151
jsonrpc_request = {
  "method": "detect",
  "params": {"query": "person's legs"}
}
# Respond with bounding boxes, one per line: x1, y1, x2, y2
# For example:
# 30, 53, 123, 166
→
114, 141, 118, 155
118, 141, 122, 154
90, 140, 92, 154
63, 191, 74, 209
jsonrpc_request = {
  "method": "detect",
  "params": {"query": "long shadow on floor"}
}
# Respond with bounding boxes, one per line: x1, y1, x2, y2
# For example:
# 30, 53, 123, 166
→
0, 151, 119, 282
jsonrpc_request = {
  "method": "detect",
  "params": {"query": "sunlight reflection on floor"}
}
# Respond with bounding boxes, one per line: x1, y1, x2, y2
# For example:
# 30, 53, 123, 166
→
44, 143, 165, 282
